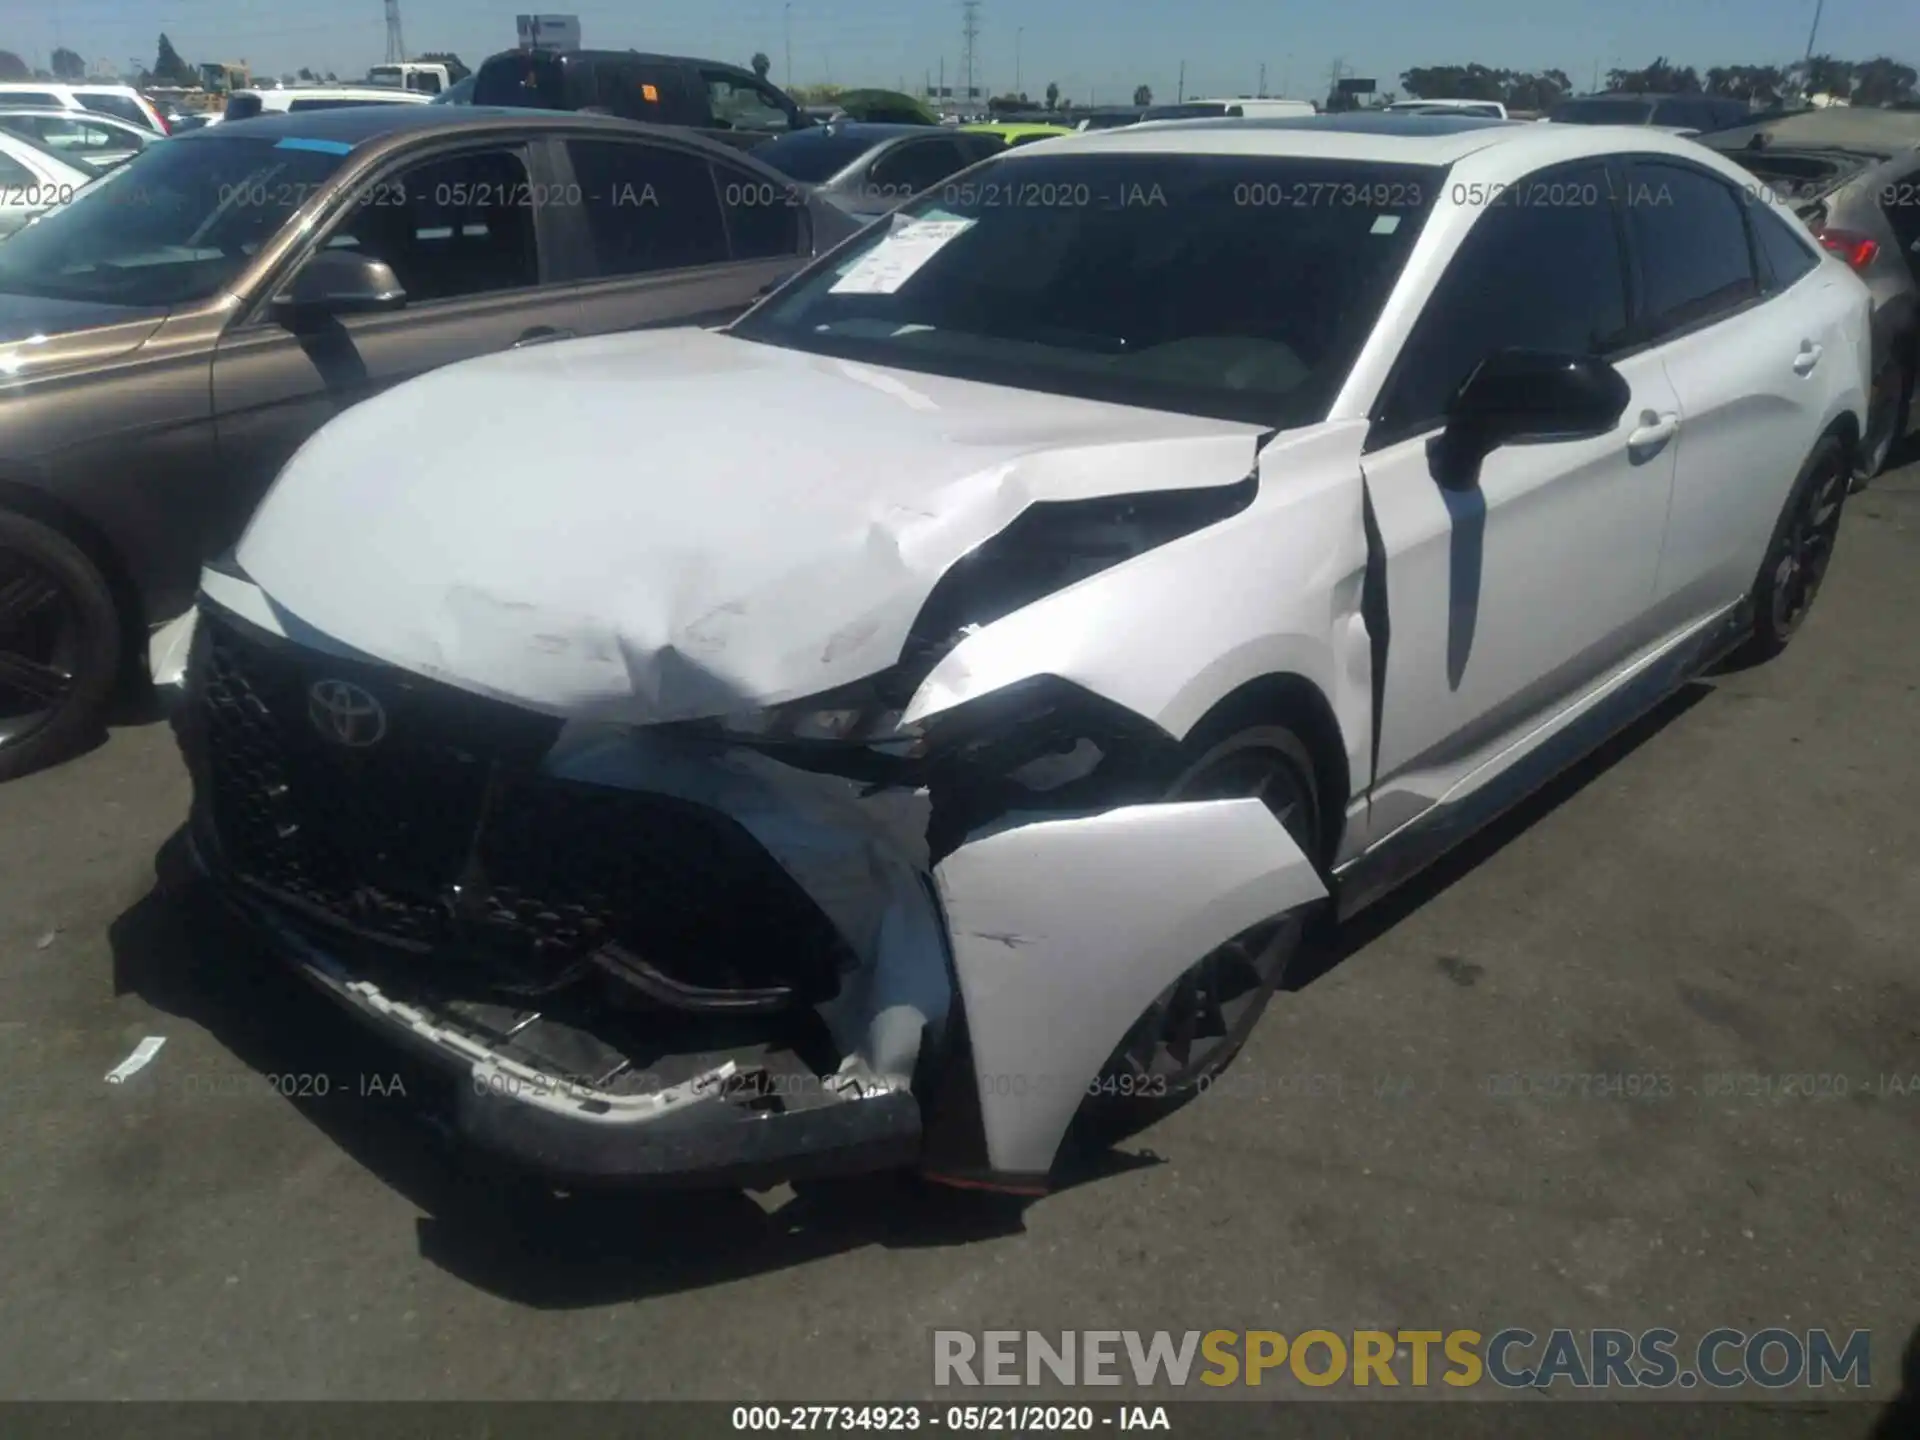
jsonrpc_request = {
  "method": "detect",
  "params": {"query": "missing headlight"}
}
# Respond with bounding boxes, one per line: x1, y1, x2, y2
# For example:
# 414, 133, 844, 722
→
902, 473, 1259, 679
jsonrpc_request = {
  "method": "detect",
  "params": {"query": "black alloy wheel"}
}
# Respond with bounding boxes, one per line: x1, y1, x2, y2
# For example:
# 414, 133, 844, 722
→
0, 511, 121, 782
1767, 444, 1849, 645
1087, 725, 1322, 1126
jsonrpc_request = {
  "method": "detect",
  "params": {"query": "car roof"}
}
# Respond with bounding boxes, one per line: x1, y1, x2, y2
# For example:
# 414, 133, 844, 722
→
480, 48, 755, 77
171, 104, 779, 159
1000, 111, 1733, 169
773, 121, 936, 142
0, 104, 144, 122
235, 85, 428, 100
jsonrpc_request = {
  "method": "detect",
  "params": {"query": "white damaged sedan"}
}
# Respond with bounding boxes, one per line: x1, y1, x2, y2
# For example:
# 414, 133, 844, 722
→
155, 115, 1870, 1194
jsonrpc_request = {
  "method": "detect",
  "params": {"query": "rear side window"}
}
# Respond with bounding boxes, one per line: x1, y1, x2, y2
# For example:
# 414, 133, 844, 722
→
1748, 199, 1820, 290
1625, 160, 1759, 338
0, 151, 33, 187
78, 93, 152, 128
1652, 97, 1707, 129
715, 162, 802, 259
599, 62, 699, 125
565, 139, 729, 274
1378, 163, 1629, 440
5, 91, 62, 109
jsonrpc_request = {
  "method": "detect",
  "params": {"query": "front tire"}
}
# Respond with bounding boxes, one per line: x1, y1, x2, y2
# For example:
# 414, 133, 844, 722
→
1079, 724, 1323, 1137
0, 509, 121, 782
1735, 434, 1849, 666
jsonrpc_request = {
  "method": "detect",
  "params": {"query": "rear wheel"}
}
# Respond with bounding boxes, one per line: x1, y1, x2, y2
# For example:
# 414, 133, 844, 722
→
1855, 356, 1911, 490
0, 509, 121, 782
1080, 724, 1322, 1136
1735, 434, 1849, 666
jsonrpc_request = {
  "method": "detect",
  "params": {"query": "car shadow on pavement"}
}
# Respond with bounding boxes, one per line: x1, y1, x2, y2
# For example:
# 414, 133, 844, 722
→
108, 847, 1160, 1307
1285, 679, 1715, 993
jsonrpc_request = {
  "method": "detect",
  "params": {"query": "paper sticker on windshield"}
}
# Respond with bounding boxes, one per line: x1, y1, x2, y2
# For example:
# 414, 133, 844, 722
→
829, 218, 975, 295
1371, 214, 1401, 235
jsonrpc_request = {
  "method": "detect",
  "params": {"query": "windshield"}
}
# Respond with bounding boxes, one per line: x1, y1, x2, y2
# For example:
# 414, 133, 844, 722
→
755, 129, 882, 183
0, 135, 348, 307
731, 153, 1439, 426
431, 74, 476, 104
1550, 98, 1655, 125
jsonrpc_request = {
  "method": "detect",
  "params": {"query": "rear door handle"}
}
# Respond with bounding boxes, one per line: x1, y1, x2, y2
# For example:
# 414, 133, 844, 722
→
512, 326, 575, 349
1792, 341, 1823, 376
1627, 409, 1680, 458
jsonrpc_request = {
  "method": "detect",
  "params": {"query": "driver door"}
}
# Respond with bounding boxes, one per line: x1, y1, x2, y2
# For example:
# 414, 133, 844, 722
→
208, 140, 579, 548
1356, 161, 1680, 842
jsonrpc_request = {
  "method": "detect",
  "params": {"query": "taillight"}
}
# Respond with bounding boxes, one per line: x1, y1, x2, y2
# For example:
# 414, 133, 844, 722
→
1816, 228, 1879, 271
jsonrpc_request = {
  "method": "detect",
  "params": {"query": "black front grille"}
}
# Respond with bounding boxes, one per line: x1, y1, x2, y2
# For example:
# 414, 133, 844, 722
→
197, 612, 852, 1004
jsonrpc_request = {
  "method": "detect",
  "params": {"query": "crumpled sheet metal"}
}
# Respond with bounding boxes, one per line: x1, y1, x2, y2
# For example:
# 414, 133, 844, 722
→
543, 723, 950, 1085
233, 327, 1266, 725
933, 797, 1329, 1178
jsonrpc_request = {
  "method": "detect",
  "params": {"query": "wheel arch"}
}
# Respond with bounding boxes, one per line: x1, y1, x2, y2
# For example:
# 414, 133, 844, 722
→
0, 475, 148, 669
1178, 672, 1352, 867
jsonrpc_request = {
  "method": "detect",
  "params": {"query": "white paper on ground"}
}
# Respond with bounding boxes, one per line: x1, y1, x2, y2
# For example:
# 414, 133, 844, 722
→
105, 1036, 167, 1084
829, 218, 974, 295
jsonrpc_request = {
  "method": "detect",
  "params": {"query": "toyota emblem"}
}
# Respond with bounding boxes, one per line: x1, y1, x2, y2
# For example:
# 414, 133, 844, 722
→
307, 678, 388, 748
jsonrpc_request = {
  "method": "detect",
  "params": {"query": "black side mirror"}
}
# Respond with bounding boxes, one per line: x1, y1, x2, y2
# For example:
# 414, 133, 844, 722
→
1433, 349, 1630, 488
271, 249, 407, 326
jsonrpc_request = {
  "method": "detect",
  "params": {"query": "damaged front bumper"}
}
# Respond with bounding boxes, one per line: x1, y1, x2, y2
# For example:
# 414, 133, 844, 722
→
171, 601, 1327, 1192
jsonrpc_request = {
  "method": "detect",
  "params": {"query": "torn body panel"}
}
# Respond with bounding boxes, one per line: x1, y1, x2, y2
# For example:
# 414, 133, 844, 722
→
903, 420, 1377, 790
933, 799, 1330, 1179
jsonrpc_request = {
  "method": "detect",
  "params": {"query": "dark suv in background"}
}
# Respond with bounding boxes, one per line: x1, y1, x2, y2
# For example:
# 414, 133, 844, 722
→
472, 49, 811, 151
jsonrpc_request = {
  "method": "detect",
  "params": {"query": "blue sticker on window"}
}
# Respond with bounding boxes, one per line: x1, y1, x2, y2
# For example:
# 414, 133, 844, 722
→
275, 137, 353, 155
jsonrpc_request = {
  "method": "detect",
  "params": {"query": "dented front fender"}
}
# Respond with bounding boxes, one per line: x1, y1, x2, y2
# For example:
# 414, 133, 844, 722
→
931, 798, 1328, 1180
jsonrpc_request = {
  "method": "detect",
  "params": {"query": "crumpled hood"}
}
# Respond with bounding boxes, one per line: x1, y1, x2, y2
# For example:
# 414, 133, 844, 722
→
236, 327, 1270, 722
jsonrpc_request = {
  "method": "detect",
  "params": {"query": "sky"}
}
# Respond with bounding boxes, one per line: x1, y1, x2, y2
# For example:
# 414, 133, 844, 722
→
14, 0, 1912, 103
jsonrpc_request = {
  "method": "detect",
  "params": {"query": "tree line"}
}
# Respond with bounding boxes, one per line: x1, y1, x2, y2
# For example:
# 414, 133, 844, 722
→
0, 34, 472, 88
1398, 54, 1916, 110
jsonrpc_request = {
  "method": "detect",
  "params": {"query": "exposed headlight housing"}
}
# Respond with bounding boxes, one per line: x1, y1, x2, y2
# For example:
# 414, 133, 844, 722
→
700, 475, 1258, 756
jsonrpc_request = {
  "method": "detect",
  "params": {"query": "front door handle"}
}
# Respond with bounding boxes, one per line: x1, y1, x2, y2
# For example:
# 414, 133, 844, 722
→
512, 326, 575, 349
1627, 409, 1680, 459
1792, 341, 1823, 376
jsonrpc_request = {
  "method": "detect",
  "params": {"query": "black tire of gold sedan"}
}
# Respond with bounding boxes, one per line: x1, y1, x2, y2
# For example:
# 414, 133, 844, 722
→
1736, 434, 1850, 667
0, 510, 121, 782
1078, 723, 1323, 1139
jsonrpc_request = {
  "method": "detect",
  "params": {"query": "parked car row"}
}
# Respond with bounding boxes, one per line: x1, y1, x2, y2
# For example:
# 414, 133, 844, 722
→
1703, 106, 1920, 481
0, 104, 862, 779
0, 105, 1880, 1199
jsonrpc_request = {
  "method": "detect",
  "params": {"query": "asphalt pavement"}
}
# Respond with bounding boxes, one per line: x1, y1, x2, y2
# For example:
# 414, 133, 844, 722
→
0, 456, 1915, 1406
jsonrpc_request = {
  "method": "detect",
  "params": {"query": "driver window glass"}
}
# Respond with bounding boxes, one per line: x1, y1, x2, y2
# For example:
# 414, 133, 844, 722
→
319, 148, 538, 303
1378, 163, 1628, 441
699, 70, 794, 133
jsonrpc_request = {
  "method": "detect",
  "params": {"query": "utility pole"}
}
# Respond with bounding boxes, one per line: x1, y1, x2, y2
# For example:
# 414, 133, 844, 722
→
1015, 27, 1023, 97
960, 0, 981, 109
1258, 62, 1266, 98
383, 0, 405, 63
1590, 59, 1599, 93
1177, 59, 1185, 102
1803, 0, 1826, 61
784, 2, 792, 89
